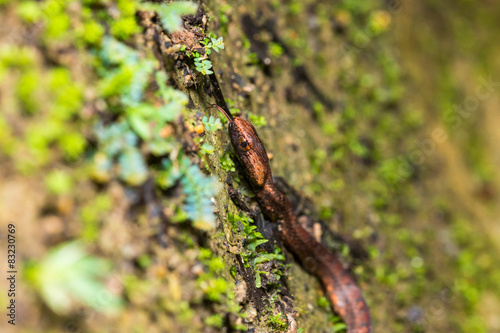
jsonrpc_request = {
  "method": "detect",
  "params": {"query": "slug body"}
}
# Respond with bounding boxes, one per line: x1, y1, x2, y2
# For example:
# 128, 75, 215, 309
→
215, 105, 372, 333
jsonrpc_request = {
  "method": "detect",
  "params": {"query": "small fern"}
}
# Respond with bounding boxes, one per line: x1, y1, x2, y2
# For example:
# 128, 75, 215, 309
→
181, 161, 221, 230
202, 115, 223, 132
228, 213, 285, 288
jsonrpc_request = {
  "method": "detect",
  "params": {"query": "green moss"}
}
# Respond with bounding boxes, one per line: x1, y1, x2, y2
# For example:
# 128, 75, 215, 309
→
16, 70, 39, 114
218, 4, 231, 34
137, 254, 152, 269
219, 152, 236, 172
81, 20, 105, 45
45, 170, 73, 195
80, 194, 111, 242
248, 114, 268, 128
58, 132, 87, 160
268, 313, 288, 331
195, 247, 243, 325
111, 17, 141, 40
316, 296, 330, 310
208, 257, 225, 273
116, 0, 137, 17
205, 314, 224, 328
16, 1, 43, 23
49, 68, 83, 119
98, 66, 134, 98
177, 301, 195, 323
0, 115, 15, 155
0, 45, 36, 71
269, 42, 284, 57
43, 9, 71, 40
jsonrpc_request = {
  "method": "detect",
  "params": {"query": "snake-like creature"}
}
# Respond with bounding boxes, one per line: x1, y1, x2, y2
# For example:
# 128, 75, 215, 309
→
213, 104, 372, 333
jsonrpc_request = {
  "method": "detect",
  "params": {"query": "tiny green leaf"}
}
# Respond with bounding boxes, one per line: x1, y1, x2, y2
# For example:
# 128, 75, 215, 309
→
247, 239, 268, 252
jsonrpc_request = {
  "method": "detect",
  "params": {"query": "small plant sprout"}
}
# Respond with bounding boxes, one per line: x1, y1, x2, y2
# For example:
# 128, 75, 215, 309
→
189, 35, 224, 75
194, 57, 213, 75
201, 142, 215, 154
219, 153, 235, 172
200, 36, 225, 55
202, 115, 223, 132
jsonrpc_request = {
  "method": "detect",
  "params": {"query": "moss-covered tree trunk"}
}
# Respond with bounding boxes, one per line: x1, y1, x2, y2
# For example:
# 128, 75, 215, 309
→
2, 0, 500, 332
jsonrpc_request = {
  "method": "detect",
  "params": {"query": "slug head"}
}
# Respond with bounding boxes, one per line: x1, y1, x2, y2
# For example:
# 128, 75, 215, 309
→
212, 105, 271, 188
